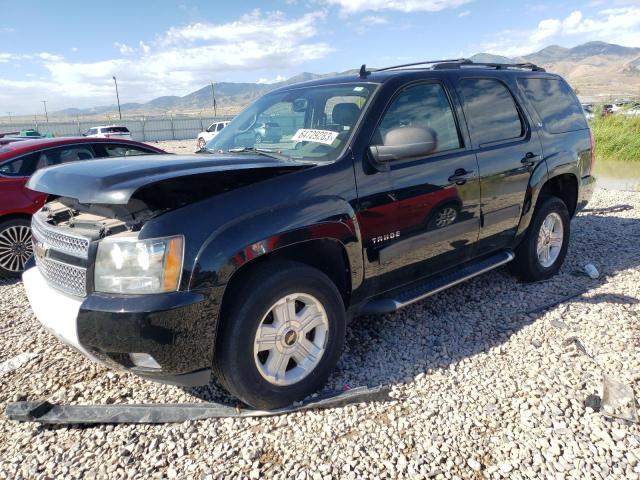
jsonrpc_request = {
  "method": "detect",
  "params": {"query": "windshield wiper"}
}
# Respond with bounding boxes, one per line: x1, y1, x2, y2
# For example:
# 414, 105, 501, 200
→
226, 147, 289, 161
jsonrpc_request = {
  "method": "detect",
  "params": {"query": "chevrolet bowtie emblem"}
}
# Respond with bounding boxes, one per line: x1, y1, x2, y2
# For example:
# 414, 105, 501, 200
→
34, 241, 48, 260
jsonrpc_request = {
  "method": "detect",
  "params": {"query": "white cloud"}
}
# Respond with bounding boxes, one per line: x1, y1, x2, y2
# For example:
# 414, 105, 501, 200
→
71, 47, 79, 52
458, 10, 471, 17
323, 0, 471, 15
0, 10, 333, 113
480, 7, 640, 57
161, 10, 325, 45
39, 52, 64, 62
257, 74, 286, 84
363, 15, 389, 25
114, 42, 135, 55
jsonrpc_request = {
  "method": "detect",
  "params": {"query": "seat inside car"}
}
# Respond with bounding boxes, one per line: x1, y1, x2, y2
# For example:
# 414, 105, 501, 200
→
331, 103, 361, 131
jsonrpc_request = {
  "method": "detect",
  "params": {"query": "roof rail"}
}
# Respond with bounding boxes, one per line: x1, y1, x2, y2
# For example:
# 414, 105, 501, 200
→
433, 61, 546, 72
366, 59, 546, 74
374, 58, 471, 72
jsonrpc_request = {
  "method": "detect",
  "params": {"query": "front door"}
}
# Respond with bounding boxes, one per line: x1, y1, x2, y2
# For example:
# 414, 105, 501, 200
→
355, 80, 481, 292
455, 76, 543, 254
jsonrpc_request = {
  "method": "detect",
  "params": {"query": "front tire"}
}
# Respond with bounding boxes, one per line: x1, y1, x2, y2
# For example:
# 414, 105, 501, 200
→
214, 261, 346, 409
510, 195, 570, 282
0, 218, 33, 278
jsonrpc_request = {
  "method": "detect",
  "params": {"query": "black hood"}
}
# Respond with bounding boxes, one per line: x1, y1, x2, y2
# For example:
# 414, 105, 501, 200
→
27, 153, 314, 205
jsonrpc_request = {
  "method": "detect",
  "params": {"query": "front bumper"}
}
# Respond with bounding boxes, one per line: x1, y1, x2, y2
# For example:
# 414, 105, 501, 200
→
23, 266, 215, 386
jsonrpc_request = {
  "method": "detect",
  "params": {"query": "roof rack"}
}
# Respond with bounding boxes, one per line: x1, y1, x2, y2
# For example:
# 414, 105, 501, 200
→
433, 61, 546, 72
363, 59, 546, 74
374, 58, 470, 72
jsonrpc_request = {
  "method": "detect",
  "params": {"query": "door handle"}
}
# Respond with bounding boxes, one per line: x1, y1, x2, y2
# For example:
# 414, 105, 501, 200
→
521, 152, 541, 167
448, 168, 473, 185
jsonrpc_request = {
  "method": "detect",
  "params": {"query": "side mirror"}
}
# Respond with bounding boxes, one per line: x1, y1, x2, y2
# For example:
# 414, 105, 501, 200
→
292, 98, 308, 112
369, 127, 437, 164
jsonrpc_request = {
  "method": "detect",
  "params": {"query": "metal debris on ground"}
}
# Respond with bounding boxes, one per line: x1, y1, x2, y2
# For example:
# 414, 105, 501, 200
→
0, 353, 39, 378
550, 319, 570, 330
601, 374, 638, 423
5, 385, 391, 425
584, 394, 602, 412
563, 336, 597, 363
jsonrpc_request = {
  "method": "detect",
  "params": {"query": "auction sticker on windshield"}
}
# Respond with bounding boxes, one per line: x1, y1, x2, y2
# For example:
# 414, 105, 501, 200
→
292, 129, 339, 145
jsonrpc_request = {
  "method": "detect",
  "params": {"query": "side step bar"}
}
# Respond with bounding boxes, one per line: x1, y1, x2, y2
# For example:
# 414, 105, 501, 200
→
362, 250, 515, 314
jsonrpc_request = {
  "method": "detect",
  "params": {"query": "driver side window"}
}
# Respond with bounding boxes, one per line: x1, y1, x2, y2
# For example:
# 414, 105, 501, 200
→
375, 83, 461, 154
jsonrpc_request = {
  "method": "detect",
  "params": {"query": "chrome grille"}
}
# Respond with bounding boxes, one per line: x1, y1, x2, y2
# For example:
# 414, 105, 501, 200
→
31, 215, 90, 297
34, 255, 87, 297
31, 215, 89, 259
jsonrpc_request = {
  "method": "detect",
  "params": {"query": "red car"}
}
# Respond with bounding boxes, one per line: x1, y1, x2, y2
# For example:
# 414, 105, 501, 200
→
0, 137, 166, 277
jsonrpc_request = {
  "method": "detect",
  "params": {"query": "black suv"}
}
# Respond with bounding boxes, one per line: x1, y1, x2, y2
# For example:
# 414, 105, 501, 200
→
23, 60, 595, 409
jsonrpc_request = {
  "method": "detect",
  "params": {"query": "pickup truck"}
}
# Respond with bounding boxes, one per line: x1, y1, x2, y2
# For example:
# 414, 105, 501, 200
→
23, 59, 595, 409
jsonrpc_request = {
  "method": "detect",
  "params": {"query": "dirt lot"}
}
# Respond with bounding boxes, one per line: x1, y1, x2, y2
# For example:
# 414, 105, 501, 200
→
152, 139, 199, 154
1, 188, 640, 479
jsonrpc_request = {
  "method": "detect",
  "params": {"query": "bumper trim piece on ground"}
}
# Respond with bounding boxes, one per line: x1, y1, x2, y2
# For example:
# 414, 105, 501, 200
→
6, 386, 391, 425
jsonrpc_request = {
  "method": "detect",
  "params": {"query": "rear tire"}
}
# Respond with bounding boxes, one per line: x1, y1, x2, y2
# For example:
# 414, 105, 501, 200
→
510, 195, 570, 282
0, 218, 33, 278
214, 261, 346, 409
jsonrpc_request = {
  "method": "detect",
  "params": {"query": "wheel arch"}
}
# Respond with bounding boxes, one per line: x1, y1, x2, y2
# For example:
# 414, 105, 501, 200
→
516, 161, 579, 239
0, 212, 33, 227
222, 237, 353, 312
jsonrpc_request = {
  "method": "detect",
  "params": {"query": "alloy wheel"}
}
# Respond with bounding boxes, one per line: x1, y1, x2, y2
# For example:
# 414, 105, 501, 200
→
253, 293, 329, 386
0, 225, 33, 273
434, 207, 457, 228
536, 212, 564, 268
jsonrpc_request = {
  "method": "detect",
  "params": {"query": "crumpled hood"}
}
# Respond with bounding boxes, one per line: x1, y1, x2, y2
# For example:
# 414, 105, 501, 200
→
27, 153, 313, 205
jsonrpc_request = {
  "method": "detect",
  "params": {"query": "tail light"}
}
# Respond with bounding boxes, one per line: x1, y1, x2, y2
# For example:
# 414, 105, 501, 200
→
588, 127, 596, 175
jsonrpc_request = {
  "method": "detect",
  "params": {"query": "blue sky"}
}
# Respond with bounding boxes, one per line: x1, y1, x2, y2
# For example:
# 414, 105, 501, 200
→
1, 0, 639, 114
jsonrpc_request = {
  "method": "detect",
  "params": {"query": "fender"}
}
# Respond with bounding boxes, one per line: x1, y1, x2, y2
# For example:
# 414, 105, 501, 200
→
189, 195, 364, 292
515, 150, 580, 239
515, 157, 548, 239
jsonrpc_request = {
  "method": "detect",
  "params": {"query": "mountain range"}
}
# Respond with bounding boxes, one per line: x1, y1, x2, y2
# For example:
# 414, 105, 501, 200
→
55, 41, 640, 117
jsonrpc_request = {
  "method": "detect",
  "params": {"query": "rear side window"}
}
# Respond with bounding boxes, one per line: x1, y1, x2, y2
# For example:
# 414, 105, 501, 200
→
459, 78, 524, 145
518, 78, 588, 133
42, 146, 96, 165
103, 127, 130, 133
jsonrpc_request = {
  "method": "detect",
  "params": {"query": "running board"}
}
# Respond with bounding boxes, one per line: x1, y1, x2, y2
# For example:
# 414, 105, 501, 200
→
362, 250, 515, 314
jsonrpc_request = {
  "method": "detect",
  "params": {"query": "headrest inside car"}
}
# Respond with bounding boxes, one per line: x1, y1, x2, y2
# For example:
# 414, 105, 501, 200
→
332, 103, 360, 127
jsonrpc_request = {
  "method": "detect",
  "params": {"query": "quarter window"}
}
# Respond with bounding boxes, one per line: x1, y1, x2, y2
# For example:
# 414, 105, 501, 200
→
459, 78, 524, 145
518, 78, 588, 133
374, 83, 461, 153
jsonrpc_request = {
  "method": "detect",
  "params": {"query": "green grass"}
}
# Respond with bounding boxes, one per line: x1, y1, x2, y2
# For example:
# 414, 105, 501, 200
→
591, 114, 640, 162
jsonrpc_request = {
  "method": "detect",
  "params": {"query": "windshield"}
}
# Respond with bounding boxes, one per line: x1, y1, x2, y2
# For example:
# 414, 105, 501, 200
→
205, 83, 376, 162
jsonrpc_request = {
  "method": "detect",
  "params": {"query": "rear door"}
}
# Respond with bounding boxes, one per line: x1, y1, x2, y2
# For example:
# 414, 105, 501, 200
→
455, 75, 543, 255
355, 79, 481, 290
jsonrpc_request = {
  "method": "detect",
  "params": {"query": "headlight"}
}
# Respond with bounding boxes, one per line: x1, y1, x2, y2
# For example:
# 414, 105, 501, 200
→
95, 234, 184, 294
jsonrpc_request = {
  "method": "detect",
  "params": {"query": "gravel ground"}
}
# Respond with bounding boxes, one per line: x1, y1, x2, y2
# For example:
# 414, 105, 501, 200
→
152, 139, 200, 154
1, 187, 640, 479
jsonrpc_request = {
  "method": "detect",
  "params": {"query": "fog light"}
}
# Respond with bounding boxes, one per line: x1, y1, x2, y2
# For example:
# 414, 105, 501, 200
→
130, 353, 161, 370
